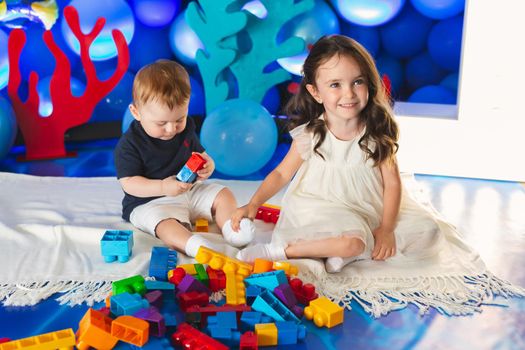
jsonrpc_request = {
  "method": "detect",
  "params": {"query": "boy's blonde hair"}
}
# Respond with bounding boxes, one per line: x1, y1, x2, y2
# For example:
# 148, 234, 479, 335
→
132, 59, 190, 109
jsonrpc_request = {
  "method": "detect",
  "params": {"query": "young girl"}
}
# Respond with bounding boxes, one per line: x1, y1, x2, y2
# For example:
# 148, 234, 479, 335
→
231, 34, 439, 273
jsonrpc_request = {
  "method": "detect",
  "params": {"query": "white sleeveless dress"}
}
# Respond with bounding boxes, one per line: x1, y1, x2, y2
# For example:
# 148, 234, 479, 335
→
271, 122, 443, 261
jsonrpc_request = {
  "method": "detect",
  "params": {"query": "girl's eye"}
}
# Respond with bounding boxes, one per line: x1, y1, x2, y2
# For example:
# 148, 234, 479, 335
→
329, 82, 340, 88
354, 79, 364, 86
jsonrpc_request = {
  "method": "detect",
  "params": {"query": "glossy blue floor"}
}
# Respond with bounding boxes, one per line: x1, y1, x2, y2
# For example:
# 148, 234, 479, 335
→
0, 139, 524, 349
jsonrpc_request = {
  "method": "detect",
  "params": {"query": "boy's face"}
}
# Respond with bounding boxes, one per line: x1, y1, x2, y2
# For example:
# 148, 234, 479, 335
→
129, 99, 189, 141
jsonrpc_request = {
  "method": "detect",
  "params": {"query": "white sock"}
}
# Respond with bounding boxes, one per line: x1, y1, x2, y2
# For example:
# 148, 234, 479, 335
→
325, 257, 357, 273
184, 234, 220, 257
222, 219, 255, 247
235, 243, 287, 263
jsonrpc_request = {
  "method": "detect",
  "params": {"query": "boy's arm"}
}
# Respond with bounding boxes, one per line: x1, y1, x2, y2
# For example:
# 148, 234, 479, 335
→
119, 176, 192, 198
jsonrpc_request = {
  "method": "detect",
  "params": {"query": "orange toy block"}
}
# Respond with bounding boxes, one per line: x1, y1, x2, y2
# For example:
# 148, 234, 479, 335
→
76, 308, 118, 350
254, 323, 278, 346
196, 246, 253, 277
304, 296, 344, 328
225, 271, 246, 305
253, 258, 274, 274
111, 315, 149, 347
0, 329, 75, 350
195, 218, 209, 232
272, 261, 299, 276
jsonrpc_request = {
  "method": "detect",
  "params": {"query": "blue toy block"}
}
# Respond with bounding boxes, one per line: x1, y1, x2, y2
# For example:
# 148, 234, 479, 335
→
240, 311, 272, 332
110, 292, 149, 316
246, 284, 263, 305
149, 246, 178, 281
244, 270, 288, 291
100, 230, 133, 263
252, 289, 301, 324
207, 311, 238, 330
176, 165, 197, 183
206, 327, 241, 347
276, 321, 306, 345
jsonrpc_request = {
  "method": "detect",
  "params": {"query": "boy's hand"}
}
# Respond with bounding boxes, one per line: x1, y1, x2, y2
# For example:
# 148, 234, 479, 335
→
371, 226, 396, 260
196, 152, 214, 181
230, 203, 258, 231
161, 176, 193, 196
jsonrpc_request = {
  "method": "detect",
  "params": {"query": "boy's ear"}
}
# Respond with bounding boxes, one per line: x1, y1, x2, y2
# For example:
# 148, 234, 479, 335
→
129, 104, 141, 121
305, 84, 322, 104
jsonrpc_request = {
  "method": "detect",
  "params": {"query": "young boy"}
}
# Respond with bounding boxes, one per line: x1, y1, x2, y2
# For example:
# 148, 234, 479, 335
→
114, 59, 255, 257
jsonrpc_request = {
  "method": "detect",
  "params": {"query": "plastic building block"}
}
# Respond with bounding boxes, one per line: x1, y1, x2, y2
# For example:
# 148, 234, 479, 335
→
145, 290, 163, 309
97, 306, 111, 317
194, 263, 209, 286
100, 229, 134, 263
254, 323, 278, 346
275, 321, 306, 345
207, 311, 238, 330
110, 292, 149, 316
172, 323, 228, 350
304, 296, 344, 328
185, 304, 251, 329
176, 153, 206, 183
273, 284, 303, 318
149, 246, 178, 281
178, 291, 209, 312
251, 289, 301, 324
225, 271, 246, 305
253, 258, 273, 274
196, 246, 253, 277
195, 218, 209, 232
0, 338, 10, 345
289, 278, 318, 305
177, 274, 211, 296
0, 329, 75, 350
240, 311, 272, 332
244, 270, 287, 291
177, 263, 197, 275
272, 261, 299, 276
206, 327, 241, 347
239, 331, 258, 350
134, 306, 166, 337
206, 266, 226, 292
76, 308, 119, 350
245, 285, 263, 305
112, 315, 149, 346
112, 275, 146, 296
145, 280, 176, 291
168, 267, 186, 285
255, 204, 280, 223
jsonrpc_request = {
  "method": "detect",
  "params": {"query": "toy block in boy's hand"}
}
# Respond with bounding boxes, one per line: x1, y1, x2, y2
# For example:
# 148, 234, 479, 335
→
255, 203, 281, 223
176, 153, 206, 183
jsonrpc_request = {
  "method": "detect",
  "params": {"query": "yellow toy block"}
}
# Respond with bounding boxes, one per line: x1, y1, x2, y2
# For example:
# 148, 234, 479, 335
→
195, 246, 253, 277
272, 261, 299, 276
262, 203, 281, 210
177, 263, 197, 275
254, 323, 278, 346
195, 218, 209, 232
0, 329, 75, 350
225, 271, 246, 305
304, 296, 344, 328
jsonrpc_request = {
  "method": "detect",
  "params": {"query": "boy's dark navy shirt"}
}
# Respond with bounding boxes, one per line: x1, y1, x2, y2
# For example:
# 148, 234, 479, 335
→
114, 118, 205, 221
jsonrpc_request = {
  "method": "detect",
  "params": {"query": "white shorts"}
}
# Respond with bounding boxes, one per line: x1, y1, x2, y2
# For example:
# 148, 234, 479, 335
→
129, 182, 225, 236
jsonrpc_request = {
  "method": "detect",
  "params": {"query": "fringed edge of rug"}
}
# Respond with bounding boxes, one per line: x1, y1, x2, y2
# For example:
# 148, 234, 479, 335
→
299, 271, 525, 318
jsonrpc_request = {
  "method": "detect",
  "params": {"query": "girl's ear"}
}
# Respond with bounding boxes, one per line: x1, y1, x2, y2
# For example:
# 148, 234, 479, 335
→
129, 104, 141, 121
306, 84, 322, 104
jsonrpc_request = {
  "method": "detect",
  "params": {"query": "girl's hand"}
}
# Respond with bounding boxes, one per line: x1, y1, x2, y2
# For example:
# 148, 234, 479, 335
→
372, 226, 396, 260
161, 176, 193, 196
230, 203, 258, 231
196, 152, 214, 181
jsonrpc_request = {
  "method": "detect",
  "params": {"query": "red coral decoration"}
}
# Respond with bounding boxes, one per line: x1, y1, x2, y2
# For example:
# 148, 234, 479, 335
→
7, 6, 129, 160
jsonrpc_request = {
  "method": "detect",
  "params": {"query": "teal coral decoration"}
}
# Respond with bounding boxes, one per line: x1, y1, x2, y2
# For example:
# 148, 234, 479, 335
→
185, 0, 247, 113
230, 0, 314, 104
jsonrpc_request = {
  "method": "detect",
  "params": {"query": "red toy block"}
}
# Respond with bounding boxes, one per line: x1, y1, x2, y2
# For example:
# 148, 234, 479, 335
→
172, 323, 228, 350
168, 267, 187, 285
185, 153, 207, 172
255, 204, 280, 224
290, 278, 318, 305
206, 266, 226, 292
0, 338, 10, 344
179, 291, 210, 312
239, 331, 258, 350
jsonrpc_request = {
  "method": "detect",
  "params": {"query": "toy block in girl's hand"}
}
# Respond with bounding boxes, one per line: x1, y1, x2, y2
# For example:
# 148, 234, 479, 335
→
176, 153, 206, 183
255, 203, 281, 223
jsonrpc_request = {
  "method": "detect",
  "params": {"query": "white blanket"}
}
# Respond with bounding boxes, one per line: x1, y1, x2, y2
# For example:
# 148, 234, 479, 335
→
0, 172, 523, 316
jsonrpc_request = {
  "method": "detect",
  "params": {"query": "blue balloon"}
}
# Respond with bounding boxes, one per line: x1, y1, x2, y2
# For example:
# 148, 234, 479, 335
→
92, 70, 134, 122
129, 23, 174, 72
169, 10, 204, 66
375, 55, 404, 95
200, 99, 277, 176
380, 4, 433, 59
408, 85, 456, 104
37, 75, 86, 117
411, 0, 464, 20
0, 96, 17, 159
340, 22, 380, 57
189, 76, 205, 116
61, 0, 135, 61
121, 105, 134, 133
0, 29, 8, 91
440, 73, 458, 92
427, 15, 463, 71
405, 52, 446, 90
277, 0, 340, 76
331, 0, 405, 26
132, 0, 181, 28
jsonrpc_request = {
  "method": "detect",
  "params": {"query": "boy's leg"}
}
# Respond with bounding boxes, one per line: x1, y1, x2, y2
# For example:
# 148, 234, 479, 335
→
156, 218, 221, 257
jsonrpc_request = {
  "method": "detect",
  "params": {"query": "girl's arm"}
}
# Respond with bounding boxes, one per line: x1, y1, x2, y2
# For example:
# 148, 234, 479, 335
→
372, 157, 402, 260
119, 175, 192, 198
230, 140, 304, 230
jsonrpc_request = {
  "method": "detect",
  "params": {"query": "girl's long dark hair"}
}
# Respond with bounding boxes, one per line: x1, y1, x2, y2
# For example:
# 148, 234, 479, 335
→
286, 35, 399, 166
